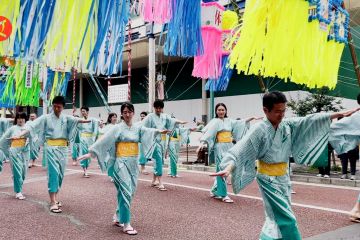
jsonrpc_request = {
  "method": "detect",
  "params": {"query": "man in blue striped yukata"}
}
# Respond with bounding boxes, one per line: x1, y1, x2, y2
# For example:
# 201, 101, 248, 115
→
212, 91, 359, 240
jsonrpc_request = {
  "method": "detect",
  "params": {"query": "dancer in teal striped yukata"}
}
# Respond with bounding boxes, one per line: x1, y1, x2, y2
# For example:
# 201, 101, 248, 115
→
14, 96, 90, 213
28, 113, 41, 168
168, 127, 192, 177
77, 102, 167, 235
197, 103, 259, 203
0, 117, 13, 171
142, 100, 187, 191
78, 106, 99, 177
71, 129, 80, 166
138, 111, 150, 175
212, 91, 359, 240
329, 109, 360, 223
0, 112, 30, 200
98, 113, 118, 178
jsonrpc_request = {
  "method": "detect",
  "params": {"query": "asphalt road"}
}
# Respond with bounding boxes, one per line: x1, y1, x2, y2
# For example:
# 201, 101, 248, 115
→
0, 160, 359, 240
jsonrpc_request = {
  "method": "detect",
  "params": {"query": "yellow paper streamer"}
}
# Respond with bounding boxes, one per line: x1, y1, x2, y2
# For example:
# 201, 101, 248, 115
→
229, 0, 345, 89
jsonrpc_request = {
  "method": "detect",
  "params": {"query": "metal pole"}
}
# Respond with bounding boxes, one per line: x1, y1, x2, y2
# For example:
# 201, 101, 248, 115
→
128, 20, 132, 101
210, 90, 215, 119
201, 78, 208, 124
0, 108, 5, 118
341, 2, 360, 87
79, 76, 83, 108
148, 23, 156, 112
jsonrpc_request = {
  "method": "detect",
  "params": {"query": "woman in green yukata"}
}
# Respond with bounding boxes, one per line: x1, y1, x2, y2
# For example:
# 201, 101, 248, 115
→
0, 112, 30, 200
77, 102, 169, 235
197, 103, 260, 203
212, 91, 359, 240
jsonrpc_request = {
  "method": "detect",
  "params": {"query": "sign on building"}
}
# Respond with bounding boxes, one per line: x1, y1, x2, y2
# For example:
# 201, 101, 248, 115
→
108, 84, 128, 103
25, 62, 33, 88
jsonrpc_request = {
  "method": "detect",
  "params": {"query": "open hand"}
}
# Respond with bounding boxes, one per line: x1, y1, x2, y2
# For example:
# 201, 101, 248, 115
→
209, 169, 231, 178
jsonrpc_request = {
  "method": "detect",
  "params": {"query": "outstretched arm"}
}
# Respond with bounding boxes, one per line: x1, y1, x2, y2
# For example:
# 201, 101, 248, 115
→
245, 116, 263, 122
9, 129, 30, 139
77, 153, 93, 162
330, 108, 360, 120
209, 163, 234, 177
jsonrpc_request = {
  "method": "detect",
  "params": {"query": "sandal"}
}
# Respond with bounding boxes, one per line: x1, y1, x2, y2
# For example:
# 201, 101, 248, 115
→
123, 227, 138, 235
56, 201, 62, 208
83, 173, 90, 178
350, 217, 360, 223
222, 196, 234, 203
113, 221, 124, 227
150, 183, 159, 187
15, 193, 26, 200
50, 204, 62, 213
158, 185, 167, 191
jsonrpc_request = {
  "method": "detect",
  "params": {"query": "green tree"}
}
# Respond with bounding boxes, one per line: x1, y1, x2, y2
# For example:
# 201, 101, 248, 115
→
287, 87, 344, 117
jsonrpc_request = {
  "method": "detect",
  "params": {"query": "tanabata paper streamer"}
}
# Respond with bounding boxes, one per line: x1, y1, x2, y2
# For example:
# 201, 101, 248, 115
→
44, 0, 93, 72
87, 0, 129, 75
206, 10, 238, 91
13, 0, 56, 60
192, 2, 224, 79
229, 0, 348, 89
138, 0, 172, 24
0, 0, 20, 57
164, 0, 203, 57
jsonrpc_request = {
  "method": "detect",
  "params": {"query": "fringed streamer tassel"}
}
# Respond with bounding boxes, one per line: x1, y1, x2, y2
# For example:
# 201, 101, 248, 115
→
1, 64, 17, 106
205, 54, 233, 91
164, 0, 203, 57
229, 0, 347, 89
44, 0, 94, 72
0, 0, 21, 57
0, 66, 16, 107
14, 62, 41, 106
139, 0, 172, 24
192, 27, 223, 79
87, 0, 129, 75
13, 0, 56, 60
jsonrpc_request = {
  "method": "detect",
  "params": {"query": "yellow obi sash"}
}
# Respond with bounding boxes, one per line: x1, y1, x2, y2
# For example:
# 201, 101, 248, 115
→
216, 131, 232, 143
257, 161, 287, 176
116, 142, 139, 158
161, 134, 167, 141
81, 132, 94, 138
47, 139, 68, 147
170, 136, 180, 142
11, 138, 26, 148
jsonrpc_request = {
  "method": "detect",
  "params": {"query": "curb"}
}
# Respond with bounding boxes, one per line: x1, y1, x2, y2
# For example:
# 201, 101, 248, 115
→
146, 161, 360, 188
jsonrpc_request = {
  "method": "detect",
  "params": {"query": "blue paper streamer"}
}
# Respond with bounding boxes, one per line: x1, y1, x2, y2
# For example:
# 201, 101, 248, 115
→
164, 0, 203, 57
205, 55, 233, 92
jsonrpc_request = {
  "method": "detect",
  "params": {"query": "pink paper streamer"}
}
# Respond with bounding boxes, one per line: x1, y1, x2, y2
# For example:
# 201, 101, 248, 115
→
192, 26, 223, 79
139, 0, 172, 24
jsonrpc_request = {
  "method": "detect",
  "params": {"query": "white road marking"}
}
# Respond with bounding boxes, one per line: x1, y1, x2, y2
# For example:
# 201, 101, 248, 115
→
68, 168, 352, 215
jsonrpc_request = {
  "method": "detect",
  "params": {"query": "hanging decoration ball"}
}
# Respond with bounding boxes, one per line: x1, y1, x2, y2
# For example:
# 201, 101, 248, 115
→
0, 16, 12, 42
222, 10, 238, 30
